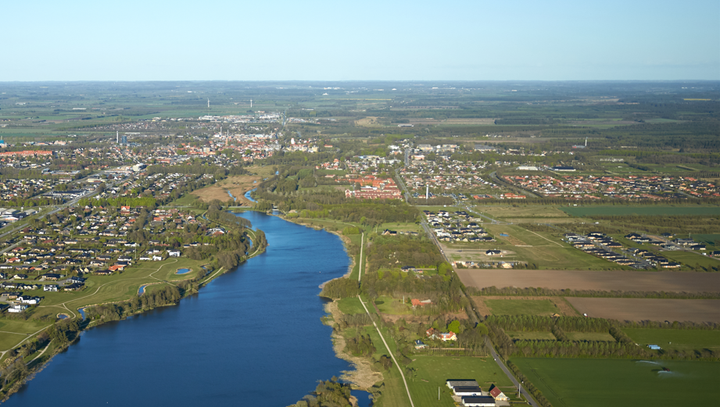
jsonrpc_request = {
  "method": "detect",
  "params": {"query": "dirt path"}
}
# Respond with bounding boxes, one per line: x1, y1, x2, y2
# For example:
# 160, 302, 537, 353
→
325, 301, 383, 390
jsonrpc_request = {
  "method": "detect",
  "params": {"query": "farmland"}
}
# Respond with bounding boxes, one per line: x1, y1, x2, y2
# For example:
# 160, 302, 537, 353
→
566, 298, 720, 323
457, 269, 720, 292
512, 358, 720, 407
622, 328, 720, 352
483, 299, 560, 316
562, 206, 720, 217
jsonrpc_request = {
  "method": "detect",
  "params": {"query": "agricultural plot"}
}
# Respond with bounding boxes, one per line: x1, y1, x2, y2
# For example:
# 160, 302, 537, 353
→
477, 205, 570, 219
403, 355, 516, 407
622, 328, 720, 352
562, 206, 720, 217
506, 331, 556, 340
512, 358, 720, 407
566, 298, 720, 323
457, 269, 720, 292
484, 299, 559, 316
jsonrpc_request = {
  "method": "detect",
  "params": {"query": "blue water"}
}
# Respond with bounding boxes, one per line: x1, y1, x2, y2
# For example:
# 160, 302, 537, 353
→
245, 188, 257, 202
77, 307, 85, 319
176, 268, 191, 275
138, 284, 147, 295
227, 190, 236, 202
6, 212, 361, 406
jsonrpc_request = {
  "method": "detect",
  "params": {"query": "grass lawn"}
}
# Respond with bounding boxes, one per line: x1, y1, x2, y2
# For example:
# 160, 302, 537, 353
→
0, 319, 51, 350
338, 297, 366, 315
622, 328, 720, 352
506, 331, 557, 340
512, 358, 720, 407
374, 296, 412, 315
485, 299, 560, 316
565, 332, 616, 342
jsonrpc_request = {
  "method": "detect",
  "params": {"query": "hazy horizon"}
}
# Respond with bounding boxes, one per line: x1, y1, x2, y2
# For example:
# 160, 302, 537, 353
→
2, 0, 718, 81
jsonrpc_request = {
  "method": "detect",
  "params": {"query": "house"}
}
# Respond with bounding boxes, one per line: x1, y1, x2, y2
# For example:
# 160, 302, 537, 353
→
462, 396, 496, 407
485, 249, 502, 256
43, 284, 59, 292
7, 304, 28, 313
648, 344, 662, 350
439, 332, 457, 342
414, 340, 428, 349
411, 299, 432, 308
426, 328, 440, 339
18, 295, 40, 305
167, 250, 181, 257
489, 384, 509, 401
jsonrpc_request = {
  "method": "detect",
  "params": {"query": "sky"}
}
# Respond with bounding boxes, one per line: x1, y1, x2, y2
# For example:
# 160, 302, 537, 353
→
2, 0, 719, 81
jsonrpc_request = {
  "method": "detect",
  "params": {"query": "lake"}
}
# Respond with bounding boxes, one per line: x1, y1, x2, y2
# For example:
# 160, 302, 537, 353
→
5, 211, 366, 406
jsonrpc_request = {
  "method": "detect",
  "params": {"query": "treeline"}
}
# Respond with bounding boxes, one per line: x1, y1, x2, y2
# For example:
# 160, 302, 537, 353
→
288, 377, 354, 407
84, 285, 184, 321
0, 196, 64, 207
468, 286, 720, 300
486, 315, 720, 361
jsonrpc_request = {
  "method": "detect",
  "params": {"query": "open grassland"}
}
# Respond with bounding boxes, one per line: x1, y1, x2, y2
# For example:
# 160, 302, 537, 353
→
374, 296, 412, 315
458, 269, 720, 292
477, 205, 570, 219
484, 299, 559, 316
191, 174, 262, 205
622, 328, 720, 352
0, 320, 52, 350
400, 355, 516, 407
562, 206, 720, 217
337, 297, 366, 315
512, 358, 720, 407
448, 223, 620, 270
566, 298, 720, 323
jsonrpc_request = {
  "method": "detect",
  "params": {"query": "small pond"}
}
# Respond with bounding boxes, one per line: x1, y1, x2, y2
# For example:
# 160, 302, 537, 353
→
176, 268, 191, 275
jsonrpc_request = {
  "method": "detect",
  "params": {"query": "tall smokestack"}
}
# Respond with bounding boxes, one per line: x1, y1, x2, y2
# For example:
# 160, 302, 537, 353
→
426, 185, 429, 200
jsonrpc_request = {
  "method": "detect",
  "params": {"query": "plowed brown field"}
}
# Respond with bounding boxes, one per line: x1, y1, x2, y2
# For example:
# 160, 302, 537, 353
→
457, 269, 720, 292
566, 298, 720, 322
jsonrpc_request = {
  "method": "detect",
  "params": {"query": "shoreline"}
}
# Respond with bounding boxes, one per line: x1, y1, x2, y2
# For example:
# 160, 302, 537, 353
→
273, 213, 383, 391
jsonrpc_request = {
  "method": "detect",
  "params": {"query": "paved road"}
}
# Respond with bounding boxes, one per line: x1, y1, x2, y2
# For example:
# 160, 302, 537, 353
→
484, 336, 538, 407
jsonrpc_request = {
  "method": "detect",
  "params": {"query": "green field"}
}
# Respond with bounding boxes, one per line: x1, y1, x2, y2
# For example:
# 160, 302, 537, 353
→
513, 358, 720, 407
562, 206, 720, 217
399, 355, 516, 407
374, 296, 412, 315
337, 297, 366, 315
485, 299, 559, 316
479, 205, 570, 219
623, 328, 720, 352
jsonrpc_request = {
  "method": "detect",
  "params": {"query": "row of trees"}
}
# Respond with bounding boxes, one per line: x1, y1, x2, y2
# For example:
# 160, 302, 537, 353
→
468, 286, 720, 300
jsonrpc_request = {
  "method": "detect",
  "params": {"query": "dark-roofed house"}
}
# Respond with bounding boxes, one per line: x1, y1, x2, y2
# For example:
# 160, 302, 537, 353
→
453, 386, 483, 397
462, 396, 496, 407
